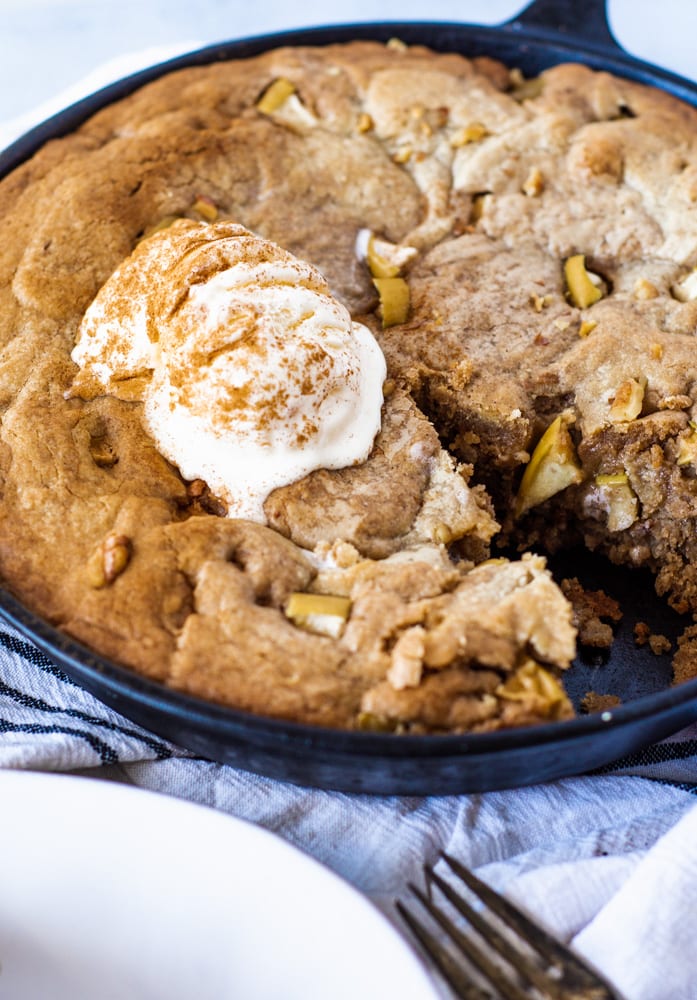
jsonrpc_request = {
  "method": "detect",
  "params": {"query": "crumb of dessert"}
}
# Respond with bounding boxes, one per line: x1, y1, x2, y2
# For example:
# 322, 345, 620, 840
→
580, 691, 622, 713
634, 621, 651, 646
648, 633, 672, 655
561, 577, 622, 648
634, 621, 672, 655
672, 625, 697, 684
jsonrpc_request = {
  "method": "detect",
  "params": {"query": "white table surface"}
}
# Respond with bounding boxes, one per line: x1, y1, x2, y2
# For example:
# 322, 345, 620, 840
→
0, 0, 695, 131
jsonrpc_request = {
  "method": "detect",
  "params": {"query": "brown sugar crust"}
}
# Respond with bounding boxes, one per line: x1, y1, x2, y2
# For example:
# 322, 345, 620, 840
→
2, 41, 697, 729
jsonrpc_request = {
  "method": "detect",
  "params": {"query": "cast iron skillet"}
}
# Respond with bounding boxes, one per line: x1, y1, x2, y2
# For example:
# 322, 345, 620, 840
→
1, 0, 697, 794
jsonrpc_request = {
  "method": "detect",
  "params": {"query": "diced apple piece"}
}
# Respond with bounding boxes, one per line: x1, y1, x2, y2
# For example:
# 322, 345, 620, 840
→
514, 415, 583, 517
594, 472, 638, 532
564, 254, 603, 309
677, 424, 697, 466
256, 77, 296, 114
373, 277, 410, 327
496, 659, 571, 718
256, 78, 317, 130
578, 320, 597, 338
285, 592, 351, 638
192, 195, 218, 222
363, 233, 418, 279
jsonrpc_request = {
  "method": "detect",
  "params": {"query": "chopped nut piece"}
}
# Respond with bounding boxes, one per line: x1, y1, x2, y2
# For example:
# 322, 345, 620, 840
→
634, 277, 659, 300
530, 292, 550, 312
87, 533, 132, 589
579, 320, 598, 338
564, 254, 604, 309
522, 167, 544, 197
256, 77, 296, 114
431, 522, 452, 545
373, 277, 410, 327
186, 478, 228, 516
450, 122, 489, 148
357, 112, 374, 133
553, 318, 571, 332
515, 415, 583, 517
650, 342, 664, 360
608, 378, 645, 422
671, 268, 697, 302
392, 147, 413, 164
191, 195, 218, 222
386, 37, 408, 51
594, 472, 639, 532
285, 592, 351, 638
496, 659, 571, 718
104, 535, 131, 583
387, 626, 426, 690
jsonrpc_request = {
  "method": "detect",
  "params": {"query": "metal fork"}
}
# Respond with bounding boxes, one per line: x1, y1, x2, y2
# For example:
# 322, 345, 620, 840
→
396, 853, 621, 1000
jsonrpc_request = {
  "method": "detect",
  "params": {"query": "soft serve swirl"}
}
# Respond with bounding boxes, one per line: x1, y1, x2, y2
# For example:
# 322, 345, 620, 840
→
70, 220, 386, 520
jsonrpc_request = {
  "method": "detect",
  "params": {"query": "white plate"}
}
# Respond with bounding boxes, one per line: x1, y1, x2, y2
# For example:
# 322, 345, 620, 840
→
0, 770, 438, 1000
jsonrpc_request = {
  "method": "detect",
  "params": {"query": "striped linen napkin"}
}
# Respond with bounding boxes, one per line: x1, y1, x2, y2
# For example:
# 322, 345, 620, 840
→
1, 617, 697, 1000
1, 614, 696, 785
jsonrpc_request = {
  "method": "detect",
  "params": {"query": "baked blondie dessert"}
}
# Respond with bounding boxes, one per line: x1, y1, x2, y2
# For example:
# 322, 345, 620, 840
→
0, 38, 695, 732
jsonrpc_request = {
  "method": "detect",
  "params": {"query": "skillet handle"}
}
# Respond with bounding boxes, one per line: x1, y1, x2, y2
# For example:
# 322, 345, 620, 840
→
504, 0, 622, 54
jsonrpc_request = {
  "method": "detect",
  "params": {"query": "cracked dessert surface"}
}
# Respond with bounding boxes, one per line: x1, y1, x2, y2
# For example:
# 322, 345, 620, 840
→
1, 40, 696, 730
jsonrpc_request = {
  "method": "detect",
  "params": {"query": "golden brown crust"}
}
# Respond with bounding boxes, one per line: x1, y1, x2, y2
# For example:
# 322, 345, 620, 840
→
4, 41, 697, 730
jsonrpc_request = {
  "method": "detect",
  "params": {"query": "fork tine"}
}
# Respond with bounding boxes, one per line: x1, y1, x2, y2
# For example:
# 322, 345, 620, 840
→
395, 899, 491, 1000
441, 854, 619, 999
406, 879, 530, 1000
426, 865, 565, 1000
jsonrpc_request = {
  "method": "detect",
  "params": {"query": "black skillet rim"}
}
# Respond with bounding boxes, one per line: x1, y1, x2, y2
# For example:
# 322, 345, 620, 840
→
2, 13, 697, 788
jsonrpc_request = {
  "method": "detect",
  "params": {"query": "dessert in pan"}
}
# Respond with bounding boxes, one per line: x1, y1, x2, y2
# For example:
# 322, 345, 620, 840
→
1, 38, 697, 735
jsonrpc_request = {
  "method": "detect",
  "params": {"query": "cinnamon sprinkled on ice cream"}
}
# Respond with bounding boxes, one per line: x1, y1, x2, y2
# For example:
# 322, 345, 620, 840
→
70, 220, 386, 520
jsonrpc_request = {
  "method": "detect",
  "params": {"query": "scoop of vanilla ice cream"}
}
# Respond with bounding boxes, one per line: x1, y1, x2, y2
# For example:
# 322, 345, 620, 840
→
70, 220, 387, 520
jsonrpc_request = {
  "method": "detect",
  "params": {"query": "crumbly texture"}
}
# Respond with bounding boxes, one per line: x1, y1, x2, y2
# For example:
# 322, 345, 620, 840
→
2, 40, 697, 730
561, 577, 622, 648
634, 621, 672, 655
673, 625, 697, 684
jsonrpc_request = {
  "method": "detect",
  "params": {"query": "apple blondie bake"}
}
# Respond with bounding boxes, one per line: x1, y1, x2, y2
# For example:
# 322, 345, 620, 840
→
0, 39, 696, 732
